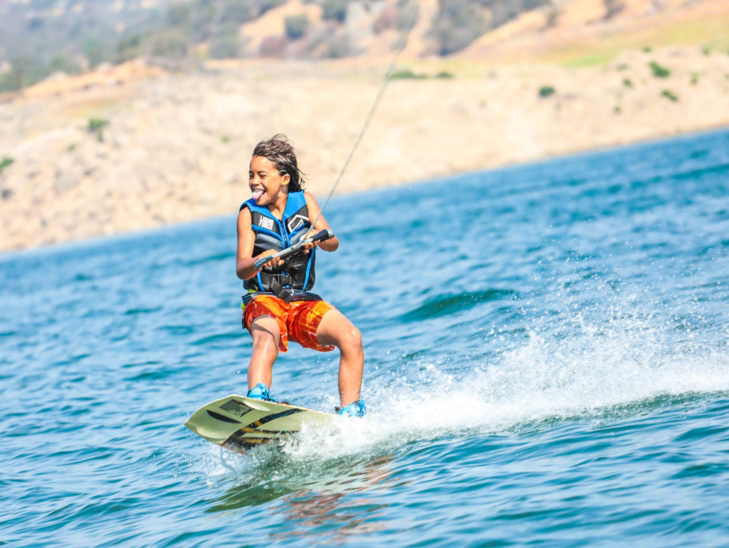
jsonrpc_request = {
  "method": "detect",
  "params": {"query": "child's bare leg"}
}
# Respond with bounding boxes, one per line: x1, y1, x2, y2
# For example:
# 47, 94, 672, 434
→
316, 309, 364, 407
247, 316, 280, 391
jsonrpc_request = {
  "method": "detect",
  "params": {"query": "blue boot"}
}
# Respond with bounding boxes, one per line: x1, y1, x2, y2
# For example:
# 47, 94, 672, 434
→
247, 383, 272, 401
337, 400, 366, 418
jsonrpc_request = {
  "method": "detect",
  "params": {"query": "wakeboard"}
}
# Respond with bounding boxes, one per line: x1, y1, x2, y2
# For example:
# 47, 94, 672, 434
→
185, 395, 335, 452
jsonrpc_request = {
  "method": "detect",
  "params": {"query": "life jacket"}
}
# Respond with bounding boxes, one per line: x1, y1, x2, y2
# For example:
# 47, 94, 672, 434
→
240, 191, 316, 296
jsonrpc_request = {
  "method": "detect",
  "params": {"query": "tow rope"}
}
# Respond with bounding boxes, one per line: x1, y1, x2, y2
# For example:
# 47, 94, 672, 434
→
311, 0, 420, 226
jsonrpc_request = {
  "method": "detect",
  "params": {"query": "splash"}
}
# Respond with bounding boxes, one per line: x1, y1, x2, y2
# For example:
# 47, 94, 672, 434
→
284, 308, 729, 462
199, 279, 729, 477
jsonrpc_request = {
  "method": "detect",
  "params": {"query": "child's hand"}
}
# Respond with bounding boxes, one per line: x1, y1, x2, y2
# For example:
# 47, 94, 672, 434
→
302, 229, 321, 254
256, 249, 282, 269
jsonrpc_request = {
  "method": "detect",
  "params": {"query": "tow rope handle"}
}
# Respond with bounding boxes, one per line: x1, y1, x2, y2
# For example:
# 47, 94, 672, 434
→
254, 229, 335, 270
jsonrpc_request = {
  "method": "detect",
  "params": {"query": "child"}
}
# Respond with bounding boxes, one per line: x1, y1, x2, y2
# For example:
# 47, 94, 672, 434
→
236, 134, 366, 417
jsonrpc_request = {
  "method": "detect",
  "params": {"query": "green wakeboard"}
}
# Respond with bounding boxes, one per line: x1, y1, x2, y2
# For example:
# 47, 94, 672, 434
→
185, 395, 335, 452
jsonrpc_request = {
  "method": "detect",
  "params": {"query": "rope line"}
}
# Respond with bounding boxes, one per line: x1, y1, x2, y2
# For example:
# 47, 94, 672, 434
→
312, 0, 419, 227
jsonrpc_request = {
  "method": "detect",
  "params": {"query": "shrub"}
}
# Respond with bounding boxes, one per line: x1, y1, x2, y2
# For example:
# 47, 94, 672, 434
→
603, 0, 624, 20
149, 29, 189, 58
661, 89, 678, 102
210, 27, 241, 59
83, 36, 107, 69
390, 68, 426, 79
0, 57, 46, 92
0, 156, 13, 173
622, 78, 633, 88
316, 33, 353, 58
220, 0, 254, 24
322, 0, 348, 23
116, 35, 142, 63
430, 0, 485, 55
649, 61, 671, 78
87, 117, 109, 142
435, 71, 455, 79
538, 85, 555, 98
48, 54, 81, 75
285, 14, 309, 39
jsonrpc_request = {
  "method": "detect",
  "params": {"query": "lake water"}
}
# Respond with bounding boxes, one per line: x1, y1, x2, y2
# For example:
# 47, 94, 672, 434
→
2, 128, 729, 546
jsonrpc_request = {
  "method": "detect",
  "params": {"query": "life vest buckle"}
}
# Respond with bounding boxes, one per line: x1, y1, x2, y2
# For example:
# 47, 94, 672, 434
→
269, 276, 294, 303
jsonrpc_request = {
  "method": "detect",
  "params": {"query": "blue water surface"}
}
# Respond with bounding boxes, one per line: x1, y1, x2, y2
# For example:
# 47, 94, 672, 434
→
2, 128, 729, 546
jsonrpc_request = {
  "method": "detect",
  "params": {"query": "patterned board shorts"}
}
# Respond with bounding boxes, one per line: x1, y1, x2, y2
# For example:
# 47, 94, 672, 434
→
242, 294, 335, 353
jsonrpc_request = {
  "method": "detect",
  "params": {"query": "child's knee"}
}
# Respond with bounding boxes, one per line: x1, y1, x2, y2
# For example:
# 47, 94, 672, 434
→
253, 333, 277, 351
339, 326, 363, 354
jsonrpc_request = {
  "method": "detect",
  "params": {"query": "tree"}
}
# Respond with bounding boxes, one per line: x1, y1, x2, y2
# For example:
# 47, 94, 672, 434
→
430, 0, 485, 55
285, 14, 309, 40
322, 0, 348, 23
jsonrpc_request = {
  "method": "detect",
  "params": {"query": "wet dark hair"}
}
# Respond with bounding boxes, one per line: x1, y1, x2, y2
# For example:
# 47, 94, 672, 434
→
251, 134, 305, 192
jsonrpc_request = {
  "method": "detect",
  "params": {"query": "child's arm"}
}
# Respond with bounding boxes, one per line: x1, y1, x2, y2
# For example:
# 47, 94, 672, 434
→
236, 208, 282, 280
304, 192, 339, 252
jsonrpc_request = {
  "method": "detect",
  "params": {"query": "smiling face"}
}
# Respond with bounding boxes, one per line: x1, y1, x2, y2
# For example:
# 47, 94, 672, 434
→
249, 155, 290, 208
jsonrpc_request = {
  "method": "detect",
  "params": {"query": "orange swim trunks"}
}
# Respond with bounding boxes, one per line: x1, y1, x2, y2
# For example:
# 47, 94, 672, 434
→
242, 294, 335, 353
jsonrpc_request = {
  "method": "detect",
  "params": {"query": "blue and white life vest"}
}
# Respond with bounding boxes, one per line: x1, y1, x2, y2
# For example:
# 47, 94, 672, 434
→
240, 191, 316, 293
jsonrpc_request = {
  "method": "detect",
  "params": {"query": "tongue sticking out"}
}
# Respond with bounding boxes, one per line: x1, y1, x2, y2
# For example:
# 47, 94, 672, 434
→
251, 189, 264, 200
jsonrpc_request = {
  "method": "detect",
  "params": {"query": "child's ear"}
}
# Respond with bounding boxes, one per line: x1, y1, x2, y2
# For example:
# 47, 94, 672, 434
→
280, 171, 290, 186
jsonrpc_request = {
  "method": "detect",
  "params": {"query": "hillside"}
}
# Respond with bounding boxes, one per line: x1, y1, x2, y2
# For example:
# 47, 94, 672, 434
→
3, 0, 728, 90
1, 0, 729, 252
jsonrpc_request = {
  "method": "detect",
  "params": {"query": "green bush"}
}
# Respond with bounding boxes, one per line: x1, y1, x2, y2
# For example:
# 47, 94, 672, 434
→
210, 25, 241, 59
622, 78, 633, 88
220, 0, 254, 24
0, 57, 47, 92
0, 156, 14, 173
322, 0, 348, 22
661, 89, 679, 102
149, 29, 189, 58
649, 61, 671, 78
320, 34, 352, 59
87, 117, 109, 142
0, 72, 21, 93
83, 36, 107, 69
390, 69, 426, 80
116, 34, 143, 63
389, 69, 454, 80
285, 14, 309, 39
538, 85, 555, 98
48, 54, 81, 75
